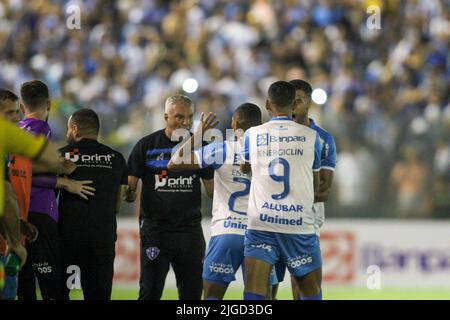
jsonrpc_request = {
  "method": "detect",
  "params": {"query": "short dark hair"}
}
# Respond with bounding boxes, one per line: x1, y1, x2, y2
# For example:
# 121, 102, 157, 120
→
234, 103, 262, 130
20, 80, 50, 112
0, 89, 19, 102
268, 81, 296, 109
70, 108, 100, 135
289, 79, 313, 96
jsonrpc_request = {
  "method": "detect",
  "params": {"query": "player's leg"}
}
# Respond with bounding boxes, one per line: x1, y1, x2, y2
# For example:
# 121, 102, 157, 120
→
271, 259, 287, 300
243, 257, 272, 299
17, 248, 36, 300
203, 280, 228, 300
283, 233, 323, 300
171, 230, 205, 300
291, 267, 322, 299
243, 230, 279, 300
139, 235, 171, 300
27, 213, 64, 300
266, 266, 280, 300
80, 242, 115, 300
60, 240, 80, 300
202, 234, 244, 300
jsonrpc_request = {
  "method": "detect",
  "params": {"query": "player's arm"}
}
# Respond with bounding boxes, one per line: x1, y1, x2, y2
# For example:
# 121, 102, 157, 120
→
20, 219, 38, 242
116, 156, 129, 210
126, 136, 150, 203
201, 178, 214, 198
315, 135, 337, 202
55, 177, 96, 200
315, 169, 334, 202
168, 112, 218, 171
9, 124, 90, 198
0, 180, 27, 267
116, 184, 128, 214
312, 132, 323, 201
240, 128, 251, 174
126, 176, 139, 203
32, 158, 76, 175
2, 118, 59, 170
313, 171, 321, 198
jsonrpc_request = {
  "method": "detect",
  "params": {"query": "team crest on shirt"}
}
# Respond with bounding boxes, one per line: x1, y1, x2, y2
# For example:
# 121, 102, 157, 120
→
154, 170, 194, 191
156, 152, 165, 161
65, 148, 80, 162
146, 247, 160, 261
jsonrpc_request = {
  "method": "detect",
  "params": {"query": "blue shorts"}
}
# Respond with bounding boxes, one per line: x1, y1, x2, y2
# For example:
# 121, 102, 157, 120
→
244, 230, 322, 278
203, 234, 277, 286
274, 259, 287, 282
0, 255, 18, 300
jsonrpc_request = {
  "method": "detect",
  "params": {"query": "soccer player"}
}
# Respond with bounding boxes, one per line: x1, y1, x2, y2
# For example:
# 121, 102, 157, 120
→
17, 80, 94, 300
272, 80, 337, 300
127, 94, 214, 300
58, 109, 128, 300
168, 104, 268, 299
0, 116, 63, 294
241, 81, 322, 300
0, 89, 37, 299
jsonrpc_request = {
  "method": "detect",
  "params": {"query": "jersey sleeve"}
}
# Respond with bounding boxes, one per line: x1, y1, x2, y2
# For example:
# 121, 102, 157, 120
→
127, 139, 145, 178
2, 118, 47, 160
241, 129, 251, 162
194, 141, 226, 170
313, 132, 322, 172
321, 134, 337, 171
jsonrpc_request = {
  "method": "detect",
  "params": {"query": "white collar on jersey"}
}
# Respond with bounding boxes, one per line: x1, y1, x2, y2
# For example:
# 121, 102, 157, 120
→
270, 116, 292, 121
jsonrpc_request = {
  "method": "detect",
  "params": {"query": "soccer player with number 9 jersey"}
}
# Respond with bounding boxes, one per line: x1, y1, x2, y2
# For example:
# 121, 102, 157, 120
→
241, 81, 323, 300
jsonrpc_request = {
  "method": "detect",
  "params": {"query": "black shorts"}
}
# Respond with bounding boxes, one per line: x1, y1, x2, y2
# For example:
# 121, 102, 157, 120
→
26, 212, 63, 280
18, 212, 64, 300
61, 240, 116, 300
139, 219, 206, 300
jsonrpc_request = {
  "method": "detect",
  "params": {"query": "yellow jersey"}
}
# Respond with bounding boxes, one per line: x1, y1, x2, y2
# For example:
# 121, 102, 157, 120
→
0, 117, 47, 216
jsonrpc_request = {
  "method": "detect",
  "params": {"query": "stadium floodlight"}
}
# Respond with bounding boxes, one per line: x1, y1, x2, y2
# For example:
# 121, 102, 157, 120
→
312, 88, 328, 105
182, 78, 199, 93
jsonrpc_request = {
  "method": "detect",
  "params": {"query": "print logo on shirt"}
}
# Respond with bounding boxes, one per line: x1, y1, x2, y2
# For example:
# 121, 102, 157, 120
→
65, 148, 80, 162
65, 149, 115, 167
154, 170, 195, 191
154, 170, 168, 190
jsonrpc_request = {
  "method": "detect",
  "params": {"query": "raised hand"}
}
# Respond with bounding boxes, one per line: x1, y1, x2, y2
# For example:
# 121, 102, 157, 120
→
200, 112, 219, 135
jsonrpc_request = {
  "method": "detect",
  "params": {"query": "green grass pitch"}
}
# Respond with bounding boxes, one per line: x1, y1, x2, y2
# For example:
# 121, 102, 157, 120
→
66, 287, 450, 300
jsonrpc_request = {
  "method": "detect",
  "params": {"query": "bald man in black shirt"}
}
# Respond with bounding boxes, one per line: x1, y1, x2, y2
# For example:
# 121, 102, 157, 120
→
58, 108, 128, 300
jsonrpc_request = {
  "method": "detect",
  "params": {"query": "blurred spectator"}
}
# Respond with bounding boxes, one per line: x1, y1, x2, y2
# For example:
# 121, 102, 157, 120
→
390, 146, 432, 218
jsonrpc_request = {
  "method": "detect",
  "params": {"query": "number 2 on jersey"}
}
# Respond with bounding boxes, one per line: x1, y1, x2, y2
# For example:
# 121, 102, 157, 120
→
228, 177, 250, 215
269, 157, 290, 200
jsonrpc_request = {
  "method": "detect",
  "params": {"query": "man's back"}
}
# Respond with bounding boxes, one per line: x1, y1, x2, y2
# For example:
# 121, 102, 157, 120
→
19, 118, 59, 221
196, 140, 250, 237
58, 139, 127, 243
243, 117, 322, 234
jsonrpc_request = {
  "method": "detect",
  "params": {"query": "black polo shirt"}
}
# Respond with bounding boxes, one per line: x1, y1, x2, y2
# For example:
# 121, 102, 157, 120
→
128, 129, 214, 233
58, 139, 127, 243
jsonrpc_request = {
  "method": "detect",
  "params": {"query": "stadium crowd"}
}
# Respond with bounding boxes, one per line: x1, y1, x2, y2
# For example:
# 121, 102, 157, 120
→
0, 0, 448, 218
